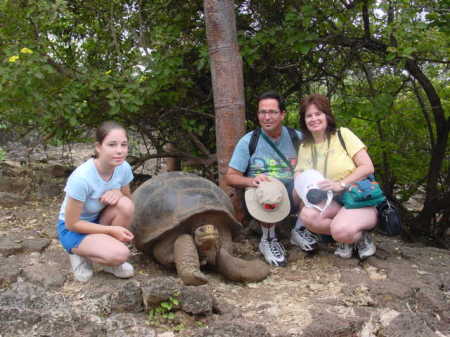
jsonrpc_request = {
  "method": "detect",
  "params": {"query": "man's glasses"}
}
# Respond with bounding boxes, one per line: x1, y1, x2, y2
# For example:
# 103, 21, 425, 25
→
258, 110, 280, 116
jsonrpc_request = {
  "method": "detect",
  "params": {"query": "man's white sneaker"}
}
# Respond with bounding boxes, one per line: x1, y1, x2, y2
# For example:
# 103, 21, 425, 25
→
357, 231, 376, 259
259, 238, 287, 267
334, 242, 353, 259
69, 254, 93, 282
104, 262, 134, 278
290, 227, 319, 252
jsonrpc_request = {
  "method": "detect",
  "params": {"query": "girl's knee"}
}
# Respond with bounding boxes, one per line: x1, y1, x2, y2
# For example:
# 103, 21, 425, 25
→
117, 197, 134, 217
105, 245, 130, 265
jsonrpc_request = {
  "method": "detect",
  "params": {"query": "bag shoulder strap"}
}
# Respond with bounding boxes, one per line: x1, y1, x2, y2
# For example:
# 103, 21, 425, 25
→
286, 126, 300, 152
248, 127, 261, 157
249, 126, 300, 156
339, 128, 376, 181
260, 131, 295, 172
337, 127, 350, 157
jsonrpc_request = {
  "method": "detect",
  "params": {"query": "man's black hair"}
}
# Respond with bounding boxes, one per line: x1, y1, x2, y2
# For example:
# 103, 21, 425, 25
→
257, 91, 285, 112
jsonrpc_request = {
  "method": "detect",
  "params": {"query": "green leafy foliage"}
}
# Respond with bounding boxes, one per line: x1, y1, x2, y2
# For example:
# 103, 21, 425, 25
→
0, 0, 448, 237
148, 296, 180, 326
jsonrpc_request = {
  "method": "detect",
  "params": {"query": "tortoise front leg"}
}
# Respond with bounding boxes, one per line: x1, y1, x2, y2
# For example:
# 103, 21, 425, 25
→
174, 234, 208, 286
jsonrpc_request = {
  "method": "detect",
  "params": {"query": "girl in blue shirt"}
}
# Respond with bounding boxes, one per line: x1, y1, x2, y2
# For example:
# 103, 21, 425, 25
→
57, 121, 135, 282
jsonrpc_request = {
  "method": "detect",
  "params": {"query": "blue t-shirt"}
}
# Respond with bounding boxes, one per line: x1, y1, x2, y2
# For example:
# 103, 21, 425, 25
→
228, 126, 302, 184
58, 158, 134, 222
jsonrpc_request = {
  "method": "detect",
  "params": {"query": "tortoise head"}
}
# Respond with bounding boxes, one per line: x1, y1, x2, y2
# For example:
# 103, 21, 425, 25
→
194, 224, 219, 251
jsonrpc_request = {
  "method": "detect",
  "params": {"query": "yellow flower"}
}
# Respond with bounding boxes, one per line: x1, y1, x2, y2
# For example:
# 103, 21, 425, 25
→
8, 55, 19, 63
20, 47, 33, 54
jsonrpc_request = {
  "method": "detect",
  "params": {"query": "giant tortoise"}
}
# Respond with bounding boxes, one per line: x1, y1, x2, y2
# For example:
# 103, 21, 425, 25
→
132, 171, 270, 285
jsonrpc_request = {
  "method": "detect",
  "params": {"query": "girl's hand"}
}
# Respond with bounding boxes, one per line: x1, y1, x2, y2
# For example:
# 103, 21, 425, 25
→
108, 226, 134, 242
317, 179, 345, 192
100, 189, 123, 205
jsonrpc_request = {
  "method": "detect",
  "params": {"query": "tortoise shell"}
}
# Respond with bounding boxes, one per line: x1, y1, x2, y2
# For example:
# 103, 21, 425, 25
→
132, 171, 241, 251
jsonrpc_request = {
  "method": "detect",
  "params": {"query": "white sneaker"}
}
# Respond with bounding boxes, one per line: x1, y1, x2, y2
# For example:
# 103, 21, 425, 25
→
259, 238, 287, 267
357, 231, 376, 259
104, 262, 134, 278
334, 242, 353, 259
69, 254, 93, 282
290, 227, 319, 252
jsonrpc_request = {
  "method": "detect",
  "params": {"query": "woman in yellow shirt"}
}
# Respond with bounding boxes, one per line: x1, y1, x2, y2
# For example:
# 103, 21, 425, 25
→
295, 94, 378, 259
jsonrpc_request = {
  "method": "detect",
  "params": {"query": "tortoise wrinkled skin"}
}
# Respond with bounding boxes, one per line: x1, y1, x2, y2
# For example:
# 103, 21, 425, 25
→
131, 172, 270, 285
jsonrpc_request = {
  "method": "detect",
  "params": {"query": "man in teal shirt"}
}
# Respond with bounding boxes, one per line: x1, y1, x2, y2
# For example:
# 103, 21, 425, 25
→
225, 91, 318, 267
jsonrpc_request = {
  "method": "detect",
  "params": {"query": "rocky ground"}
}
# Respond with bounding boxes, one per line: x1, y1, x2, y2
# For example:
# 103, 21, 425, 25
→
0, 145, 449, 337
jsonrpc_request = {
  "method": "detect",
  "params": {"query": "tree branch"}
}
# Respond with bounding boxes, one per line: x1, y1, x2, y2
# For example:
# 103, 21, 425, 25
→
338, 0, 364, 9
362, 1, 371, 39
173, 107, 215, 119
187, 131, 211, 156
411, 79, 435, 148
109, 1, 122, 59
416, 58, 450, 64
129, 152, 217, 169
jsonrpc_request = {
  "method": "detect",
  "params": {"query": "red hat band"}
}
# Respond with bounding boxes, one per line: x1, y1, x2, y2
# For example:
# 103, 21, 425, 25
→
263, 203, 279, 210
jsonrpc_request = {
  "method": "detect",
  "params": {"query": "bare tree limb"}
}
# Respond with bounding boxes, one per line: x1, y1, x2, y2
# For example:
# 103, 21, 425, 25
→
187, 132, 211, 156
411, 79, 435, 149
362, 1, 371, 39
109, 1, 122, 59
416, 58, 450, 64
129, 152, 216, 168
338, 0, 364, 10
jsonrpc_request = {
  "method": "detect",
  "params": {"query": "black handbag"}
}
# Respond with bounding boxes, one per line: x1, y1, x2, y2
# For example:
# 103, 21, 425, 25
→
376, 199, 402, 236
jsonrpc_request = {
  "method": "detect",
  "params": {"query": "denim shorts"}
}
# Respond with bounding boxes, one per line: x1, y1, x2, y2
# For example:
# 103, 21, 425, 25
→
56, 219, 98, 253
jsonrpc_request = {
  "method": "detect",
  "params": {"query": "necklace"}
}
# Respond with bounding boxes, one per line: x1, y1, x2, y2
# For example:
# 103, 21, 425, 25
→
94, 159, 114, 181
311, 136, 330, 177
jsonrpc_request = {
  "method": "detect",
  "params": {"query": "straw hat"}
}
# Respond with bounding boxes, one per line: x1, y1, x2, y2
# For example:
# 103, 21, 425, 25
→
245, 177, 290, 223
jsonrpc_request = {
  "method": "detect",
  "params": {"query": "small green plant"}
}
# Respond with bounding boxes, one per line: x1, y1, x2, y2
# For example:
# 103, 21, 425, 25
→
148, 296, 180, 324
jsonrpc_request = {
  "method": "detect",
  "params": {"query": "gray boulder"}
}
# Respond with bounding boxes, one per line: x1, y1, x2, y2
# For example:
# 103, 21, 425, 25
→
194, 321, 272, 337
0, 236, 23, 256
141, 277, 215, 316
111, 280, 144, 313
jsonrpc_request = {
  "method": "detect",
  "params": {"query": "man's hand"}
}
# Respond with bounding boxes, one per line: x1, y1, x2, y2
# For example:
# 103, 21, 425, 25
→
251, 174, 270, 187
108, 226, 134, 242
100, 189, 123, 205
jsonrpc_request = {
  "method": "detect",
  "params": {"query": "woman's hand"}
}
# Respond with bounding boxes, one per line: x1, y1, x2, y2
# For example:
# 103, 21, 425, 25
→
317, 179, 346, 192
108, 226, 134, 242
100, 189, 123, 205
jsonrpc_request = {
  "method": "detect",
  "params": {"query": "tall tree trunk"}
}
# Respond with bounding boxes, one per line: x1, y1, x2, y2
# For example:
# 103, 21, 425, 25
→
405, 59, 450, 231
204, 0, 246, 219
331, 30, 449, 235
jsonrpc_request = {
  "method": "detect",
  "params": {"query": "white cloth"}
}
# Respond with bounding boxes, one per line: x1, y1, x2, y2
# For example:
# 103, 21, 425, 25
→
294, 169, 333, 213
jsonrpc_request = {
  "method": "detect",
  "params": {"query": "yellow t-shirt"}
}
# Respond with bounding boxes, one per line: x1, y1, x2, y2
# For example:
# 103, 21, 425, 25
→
294, 127, 366, 181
